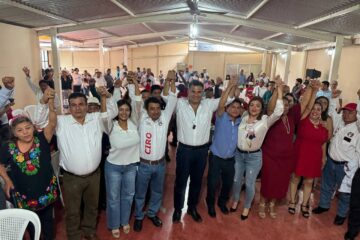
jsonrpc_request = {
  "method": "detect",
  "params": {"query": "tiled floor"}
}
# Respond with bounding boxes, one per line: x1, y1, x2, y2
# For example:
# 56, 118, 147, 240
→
53, 145, 349, 240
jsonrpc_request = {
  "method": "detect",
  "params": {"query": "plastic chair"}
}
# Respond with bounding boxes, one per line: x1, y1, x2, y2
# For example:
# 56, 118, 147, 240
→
0, 208, 41, 240
24, 105, 37, 122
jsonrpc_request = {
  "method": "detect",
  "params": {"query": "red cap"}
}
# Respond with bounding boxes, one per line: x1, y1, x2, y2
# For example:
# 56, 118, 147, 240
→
341, 103, 357, 111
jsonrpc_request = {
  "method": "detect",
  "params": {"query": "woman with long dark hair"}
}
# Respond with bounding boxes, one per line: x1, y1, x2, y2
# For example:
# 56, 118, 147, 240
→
231, 77, 284, 220
104, 72, 141, 238
0, 88, 58, 240
288, 81, 328, 218
315, 96, 333, 140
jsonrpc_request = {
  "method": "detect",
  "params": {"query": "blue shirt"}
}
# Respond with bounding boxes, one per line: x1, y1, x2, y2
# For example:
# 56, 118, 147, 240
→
210, 112, 241, 159
238, 74, 246, 86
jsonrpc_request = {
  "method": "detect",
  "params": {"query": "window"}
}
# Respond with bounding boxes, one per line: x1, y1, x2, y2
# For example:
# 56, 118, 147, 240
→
40, 50, 49, 69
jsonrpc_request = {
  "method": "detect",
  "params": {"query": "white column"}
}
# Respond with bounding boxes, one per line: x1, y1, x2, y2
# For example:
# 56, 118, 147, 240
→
329, 35, 344, 82
283, 46, 292, 84
50, 28, 63, 113
99, 39, 104, 72
270, 53, 277, 79
123, 45, 128, 66
261, 51, 267, 73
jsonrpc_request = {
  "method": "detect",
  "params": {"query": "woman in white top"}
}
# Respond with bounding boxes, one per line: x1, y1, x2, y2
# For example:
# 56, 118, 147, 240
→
104, 72, 141, 238
231, 77, 284, 220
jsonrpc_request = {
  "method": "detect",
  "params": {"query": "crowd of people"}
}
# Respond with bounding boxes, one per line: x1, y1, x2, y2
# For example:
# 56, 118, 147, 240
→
0, 65, 359, 240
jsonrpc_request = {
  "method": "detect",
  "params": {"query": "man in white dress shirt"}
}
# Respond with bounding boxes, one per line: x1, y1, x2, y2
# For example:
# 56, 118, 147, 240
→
173, 80, 227, 223
35, 87, 118, 240
133, 71, 177, 232
313, 89, 360, 227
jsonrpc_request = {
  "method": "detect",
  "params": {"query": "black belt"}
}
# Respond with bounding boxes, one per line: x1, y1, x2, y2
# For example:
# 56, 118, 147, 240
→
61, 167, 99, 178
179, 142, 209, 150
330, 159, 347, 165
237, 148, 261, 154
140, 157, 165, 165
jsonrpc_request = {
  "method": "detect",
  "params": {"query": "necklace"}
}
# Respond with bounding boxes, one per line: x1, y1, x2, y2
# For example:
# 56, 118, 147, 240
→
309, 118, 320, 129
282, 116, 290, 134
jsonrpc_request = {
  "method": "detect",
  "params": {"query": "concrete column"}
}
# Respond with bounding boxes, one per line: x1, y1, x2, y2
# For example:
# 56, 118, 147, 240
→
99, 39, 104, 72
261, 51, 267, 73
270, 53, 277, 80
50, 28, 63, 113
329, 35, 344, 82
283, 46, 292, 84
123, 45, 128, 66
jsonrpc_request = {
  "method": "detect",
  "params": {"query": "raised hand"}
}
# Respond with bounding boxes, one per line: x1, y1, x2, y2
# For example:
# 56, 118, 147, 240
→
166, 70, 176, 82
41, 87, 55, 104
274, 75, 283, 87
97, 86, 111, 98
22, 67, 30, 77
2, 76, 15, 90
310, 79, 321, 90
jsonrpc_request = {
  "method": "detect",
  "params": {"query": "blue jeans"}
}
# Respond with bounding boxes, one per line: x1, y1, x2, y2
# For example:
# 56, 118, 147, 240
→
105, 161, 137, 229
134, 162, 166, 220
319, 156, 350, 217
232, 149, 262, 209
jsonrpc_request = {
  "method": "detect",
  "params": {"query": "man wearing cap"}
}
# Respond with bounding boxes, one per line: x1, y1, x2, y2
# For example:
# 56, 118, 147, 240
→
313, 89, 360, 226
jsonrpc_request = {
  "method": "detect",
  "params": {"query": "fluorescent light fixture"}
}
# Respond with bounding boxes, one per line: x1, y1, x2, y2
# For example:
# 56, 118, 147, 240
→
70, 46, 75, 51
280, 52, 287, 59
190, 23, 198, 39
56, 38, 64, 46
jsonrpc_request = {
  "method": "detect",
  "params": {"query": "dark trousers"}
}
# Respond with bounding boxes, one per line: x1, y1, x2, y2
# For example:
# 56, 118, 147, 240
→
62, 168, 100, 240
347, 168, 360, 238
73, 85, 81, 93
28, 205, 55, 240
174, 143, 208, 211
206, 153, 235, 207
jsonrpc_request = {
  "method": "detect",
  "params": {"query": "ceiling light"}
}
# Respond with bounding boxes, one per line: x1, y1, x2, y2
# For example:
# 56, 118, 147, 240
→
326, 47, 335, 56
190, 23, 198, 39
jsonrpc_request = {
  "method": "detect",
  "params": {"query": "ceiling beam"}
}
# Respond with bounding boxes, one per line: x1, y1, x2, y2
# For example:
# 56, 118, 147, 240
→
110, 0, 167, 41
96, 28, 137, 45
38, 12, 189, 35
201, 29, 290, 50
0, 0, 77, 23
230, 0, 269, 34
86, 29, 187, 44
198, 37, 265, 53
296, 4, 360, 29
127, 37, 188, 49
206, 13, 335, 42
262, 32, 284, 40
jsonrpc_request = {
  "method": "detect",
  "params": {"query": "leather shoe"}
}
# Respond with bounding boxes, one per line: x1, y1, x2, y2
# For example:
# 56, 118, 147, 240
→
148, 215, 163, 227
84, 234, 99, 240
334, 215, 346, 225
172, 210, 181, 223
218, 204, 229, 215
133, 219, 143, 232
187, 208, 202, 222
208, 206, 216, 218
312, 206, 329, 214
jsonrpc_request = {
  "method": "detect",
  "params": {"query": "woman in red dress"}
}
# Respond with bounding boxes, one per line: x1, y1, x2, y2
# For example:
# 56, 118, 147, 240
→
259, 80, 312, 219
288, 86, 328, 218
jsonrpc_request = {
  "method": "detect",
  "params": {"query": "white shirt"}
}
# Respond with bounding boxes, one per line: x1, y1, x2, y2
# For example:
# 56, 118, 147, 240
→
253, 85, 268, 98
26, 77, 60, 108
106, 119, 140, 165
176, 98, 220, 146
237, 99, 284, 151
35, 98, 118, 175
328, 100, 360, 163
72, 73, 83, 86
139, 92, 177, 160
94, 76, 107, 87
339, 159, 359, 193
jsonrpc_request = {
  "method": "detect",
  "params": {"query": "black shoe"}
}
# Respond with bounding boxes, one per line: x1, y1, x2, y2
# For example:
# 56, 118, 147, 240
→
312, 206, 329, 214
334, 215, 346, 225
187, 208, 203, 222
208, 206, 216, 218
230, 206, 238, 212
218, 204, 229, 215
344, 231, 357, 240
133, 219, 143, 232
148, 215, 163, 227
172, 210, 181, 223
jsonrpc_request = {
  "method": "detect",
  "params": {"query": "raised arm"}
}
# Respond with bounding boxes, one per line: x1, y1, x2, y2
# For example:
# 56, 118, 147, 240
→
163, 75, 177, 121
299, 84, 313, 115
267, 75, 280, 115
217, 79, 236, 116
301, 80, 320, 120
162, 70, 176, 97
266, 77, 284, 127
97, 86, 118, 133
42, 87, 57, 143
22, 67, 39, 94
